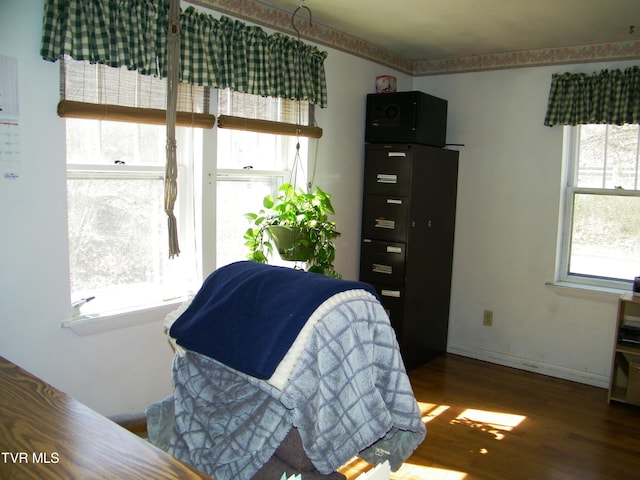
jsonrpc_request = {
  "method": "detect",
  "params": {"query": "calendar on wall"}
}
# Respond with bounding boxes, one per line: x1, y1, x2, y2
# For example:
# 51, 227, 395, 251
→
0, 54, 21, 184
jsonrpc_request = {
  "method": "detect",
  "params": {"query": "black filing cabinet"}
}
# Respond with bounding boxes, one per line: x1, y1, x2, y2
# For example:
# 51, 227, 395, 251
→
360, 143, 458, 371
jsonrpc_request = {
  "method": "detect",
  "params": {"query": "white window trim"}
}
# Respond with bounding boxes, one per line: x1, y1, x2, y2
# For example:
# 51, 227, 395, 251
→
61, 299, 187, 336
67, 164, 165, 179
553, 125, 638, 295
63, 128, 201, 333
217, 169, 290, 181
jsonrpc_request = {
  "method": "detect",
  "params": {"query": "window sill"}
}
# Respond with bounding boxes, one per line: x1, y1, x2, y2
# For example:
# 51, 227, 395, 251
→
61, 300, 185, 336
545, 281, 626, 303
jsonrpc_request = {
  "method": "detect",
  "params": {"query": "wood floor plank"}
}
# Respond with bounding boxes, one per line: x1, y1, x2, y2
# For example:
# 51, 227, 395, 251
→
338, 354, 640, 480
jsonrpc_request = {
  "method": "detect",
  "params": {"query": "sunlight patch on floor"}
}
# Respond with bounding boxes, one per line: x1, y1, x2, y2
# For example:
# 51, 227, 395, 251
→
451, 408, 526, 441
390, 462, 467, 480
417, 402, 450, 424
339, 457, 467, 480
338, 405, 524, 479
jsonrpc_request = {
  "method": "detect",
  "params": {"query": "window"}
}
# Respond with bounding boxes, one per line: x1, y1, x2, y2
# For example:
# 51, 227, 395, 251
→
216, 89, 312, 268
559, 124, 640, 289
63, 57, 206, 317
66, 120, 201, 316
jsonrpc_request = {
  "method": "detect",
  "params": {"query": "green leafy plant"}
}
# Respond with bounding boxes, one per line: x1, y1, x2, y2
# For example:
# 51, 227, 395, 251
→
244, 183, 341, 278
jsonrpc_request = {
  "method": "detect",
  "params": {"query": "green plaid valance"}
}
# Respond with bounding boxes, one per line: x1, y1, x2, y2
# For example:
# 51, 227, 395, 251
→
40, 0, 328, 107
544, 66, 640, 126
179, 9, 327, 107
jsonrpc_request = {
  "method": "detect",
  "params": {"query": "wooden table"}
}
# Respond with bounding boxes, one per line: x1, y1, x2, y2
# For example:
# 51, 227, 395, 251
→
0, 356, 210, 479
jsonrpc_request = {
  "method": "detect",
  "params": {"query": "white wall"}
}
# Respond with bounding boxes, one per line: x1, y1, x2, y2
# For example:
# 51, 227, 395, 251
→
0, 0, 178, 416
0, 0, 407, 415
414, 61, 637, 387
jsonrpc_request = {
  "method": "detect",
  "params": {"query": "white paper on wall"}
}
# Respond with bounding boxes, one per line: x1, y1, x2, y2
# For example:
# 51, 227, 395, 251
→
0, 54, 21, 184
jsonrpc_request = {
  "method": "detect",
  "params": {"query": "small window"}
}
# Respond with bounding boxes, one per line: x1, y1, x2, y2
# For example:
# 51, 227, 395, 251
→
558, 124, 640, 289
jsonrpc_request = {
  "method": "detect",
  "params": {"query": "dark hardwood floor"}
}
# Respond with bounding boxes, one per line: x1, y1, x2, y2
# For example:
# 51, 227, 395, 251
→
339, 354, 640, 480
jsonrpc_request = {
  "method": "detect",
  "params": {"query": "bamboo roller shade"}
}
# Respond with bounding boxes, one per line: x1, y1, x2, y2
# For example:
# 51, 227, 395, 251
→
57, 101, 323, 138
57, 100, 216, 129
217, 114, 323, 139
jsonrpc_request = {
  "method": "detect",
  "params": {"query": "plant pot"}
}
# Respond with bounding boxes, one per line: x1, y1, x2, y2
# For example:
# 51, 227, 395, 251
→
266, 225, 314, 261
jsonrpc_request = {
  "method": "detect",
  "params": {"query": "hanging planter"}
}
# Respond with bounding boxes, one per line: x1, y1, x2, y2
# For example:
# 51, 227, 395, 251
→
266, 225, 314, 261
244, 183, 341, 278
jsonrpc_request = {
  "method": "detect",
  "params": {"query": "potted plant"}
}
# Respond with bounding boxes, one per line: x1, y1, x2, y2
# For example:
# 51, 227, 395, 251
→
244, 183, 341, 278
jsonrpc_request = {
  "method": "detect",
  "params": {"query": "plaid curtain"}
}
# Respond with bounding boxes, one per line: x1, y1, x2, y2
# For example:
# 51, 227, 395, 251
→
544, 66, 640, 126
40, 0, 168, 76
40, 1, 328, 107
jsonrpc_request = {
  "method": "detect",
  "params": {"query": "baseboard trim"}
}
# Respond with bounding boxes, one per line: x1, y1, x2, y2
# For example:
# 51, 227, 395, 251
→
447, 343, 610, 389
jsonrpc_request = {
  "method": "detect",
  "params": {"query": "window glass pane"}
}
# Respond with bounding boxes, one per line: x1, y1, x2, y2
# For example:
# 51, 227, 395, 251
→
66, 119, 165, 166
216, 178, 280, 268
576, 124, 606, 187
577, 124, 639, 189
605, 124, 639, 190
67, 177, 180, 312
66, 121, 198, 314
217, 129, 285, 170
568, 193, 640, 280
66, 118, 100, 164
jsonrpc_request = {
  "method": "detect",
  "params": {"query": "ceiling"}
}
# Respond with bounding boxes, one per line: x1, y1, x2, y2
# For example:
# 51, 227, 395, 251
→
259, 0, 639, 60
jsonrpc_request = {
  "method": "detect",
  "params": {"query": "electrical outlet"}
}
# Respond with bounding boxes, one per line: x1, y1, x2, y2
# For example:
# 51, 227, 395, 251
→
483, 310, 493, 326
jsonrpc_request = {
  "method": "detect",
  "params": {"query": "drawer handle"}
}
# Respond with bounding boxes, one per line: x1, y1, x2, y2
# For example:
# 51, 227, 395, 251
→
376, 174, 397, 184
386, 246, 402, 254
388, 152, 406, 157
381, 289, 401, 298
372, 264, 393, 274
386, 199, 403, 205
375, 218, 395, 229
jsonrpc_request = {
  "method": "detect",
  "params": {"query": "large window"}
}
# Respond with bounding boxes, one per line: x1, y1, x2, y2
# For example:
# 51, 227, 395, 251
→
216, 89, 311, 268
62, 55, 208, 317
66, 120, 200, 316
559, 124, 640, 289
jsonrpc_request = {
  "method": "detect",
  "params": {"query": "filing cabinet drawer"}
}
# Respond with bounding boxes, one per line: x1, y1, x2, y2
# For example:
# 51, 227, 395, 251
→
363, 149, 412, 196
360, 239, 406, 286
374, 285, 405, 336
361, 194, 409, 242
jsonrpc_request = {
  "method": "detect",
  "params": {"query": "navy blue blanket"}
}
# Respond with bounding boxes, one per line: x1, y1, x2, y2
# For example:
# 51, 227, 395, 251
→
169, 261, 377, 379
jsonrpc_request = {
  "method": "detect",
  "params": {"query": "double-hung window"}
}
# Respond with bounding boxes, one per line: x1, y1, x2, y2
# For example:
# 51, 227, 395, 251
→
66, 121, 200, 316
559, 124, 640, 290
63, 58, 205, 317
215, 89, 313, 268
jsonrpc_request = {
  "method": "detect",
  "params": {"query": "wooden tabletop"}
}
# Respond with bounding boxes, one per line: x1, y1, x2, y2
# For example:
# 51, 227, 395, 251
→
0, 356, 211, 479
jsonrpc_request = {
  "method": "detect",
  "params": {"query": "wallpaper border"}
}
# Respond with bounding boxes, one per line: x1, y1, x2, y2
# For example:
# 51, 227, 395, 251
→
189, 0, 640, 75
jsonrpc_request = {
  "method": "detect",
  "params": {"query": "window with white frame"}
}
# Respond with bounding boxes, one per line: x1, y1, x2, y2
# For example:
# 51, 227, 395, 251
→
63, 58, 205, 317
66, 120, 201, 316
216, 89, 311, 268
559, 124, 640, 289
